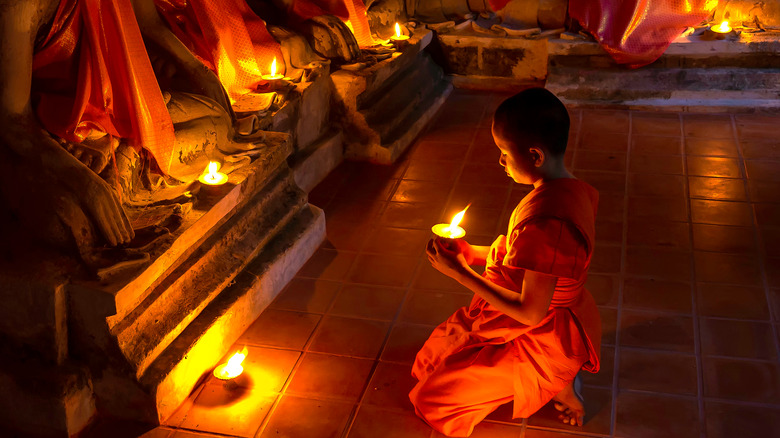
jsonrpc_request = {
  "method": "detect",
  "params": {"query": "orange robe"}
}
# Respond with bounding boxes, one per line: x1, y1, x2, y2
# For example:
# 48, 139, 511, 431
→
410, 178, 602, 437
155, 0, 284, 102
289, 0, 374, 47
33, 0, 176, 173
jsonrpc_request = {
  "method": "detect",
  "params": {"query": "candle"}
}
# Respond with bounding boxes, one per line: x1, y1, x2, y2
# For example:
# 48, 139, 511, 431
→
198, 161, 228, 186
261, 57, 284, 81
432, 206, 469, 239
711, 20, 732, 34
213, 347, 248, 389
390, 22, 410, 42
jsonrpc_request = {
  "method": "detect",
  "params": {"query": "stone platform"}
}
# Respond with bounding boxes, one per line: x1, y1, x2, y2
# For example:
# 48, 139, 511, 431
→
332, 29, 453, 164
0, 139, 326, 436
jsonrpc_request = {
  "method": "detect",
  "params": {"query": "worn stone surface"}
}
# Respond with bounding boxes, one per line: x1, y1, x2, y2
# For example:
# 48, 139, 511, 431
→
437, 33, 548, 80
291, 129, 344, 193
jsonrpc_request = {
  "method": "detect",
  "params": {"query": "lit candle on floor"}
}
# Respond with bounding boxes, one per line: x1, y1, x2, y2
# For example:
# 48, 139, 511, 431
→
432, 206, 469, 239
198, 161, 228, 186
213, 347, 248, 389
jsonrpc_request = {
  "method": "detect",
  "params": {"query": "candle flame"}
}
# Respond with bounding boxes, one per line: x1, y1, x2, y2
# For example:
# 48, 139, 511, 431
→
216, 347, 248, 379
713, 20, 731, 33
207, 161, 220, 176
270, 57, 277, 77
449, 205, 469, 230
395, 22, 401, 38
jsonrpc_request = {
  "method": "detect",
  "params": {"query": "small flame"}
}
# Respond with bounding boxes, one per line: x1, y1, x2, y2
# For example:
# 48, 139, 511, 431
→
207, 161, 220, 176
270, 57, 277, 77
395, 22, 401, 39
215, 347, 248, 380
713, 20, 731, 33
449, 205, 469, 230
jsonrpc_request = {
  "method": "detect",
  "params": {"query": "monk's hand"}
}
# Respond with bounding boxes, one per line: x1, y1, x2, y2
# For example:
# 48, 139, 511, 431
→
426, 237, 469, 279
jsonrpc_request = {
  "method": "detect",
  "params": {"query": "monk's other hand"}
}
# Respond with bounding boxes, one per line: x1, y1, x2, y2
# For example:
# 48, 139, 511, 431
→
426, 238, 468, 278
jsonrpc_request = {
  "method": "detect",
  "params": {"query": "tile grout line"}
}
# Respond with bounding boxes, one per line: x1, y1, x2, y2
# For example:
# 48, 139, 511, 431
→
608, 109, 630, 438
683, 112, 708, 438
731, 115, 780, 367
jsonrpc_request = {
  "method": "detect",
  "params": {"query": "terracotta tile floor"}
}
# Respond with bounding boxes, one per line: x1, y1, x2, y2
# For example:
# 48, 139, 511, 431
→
150, 90, 780, 438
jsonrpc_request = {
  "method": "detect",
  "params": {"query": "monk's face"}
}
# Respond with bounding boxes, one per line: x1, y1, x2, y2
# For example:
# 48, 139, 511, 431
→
492, 123, 541, 185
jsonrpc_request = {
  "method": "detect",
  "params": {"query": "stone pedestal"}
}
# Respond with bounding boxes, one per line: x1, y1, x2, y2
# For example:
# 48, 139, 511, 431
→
331, 29, 453, 164
0, 139, 325, 436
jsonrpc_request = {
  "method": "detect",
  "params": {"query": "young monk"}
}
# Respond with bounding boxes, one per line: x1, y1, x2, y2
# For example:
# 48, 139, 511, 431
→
409, 88, 602, 437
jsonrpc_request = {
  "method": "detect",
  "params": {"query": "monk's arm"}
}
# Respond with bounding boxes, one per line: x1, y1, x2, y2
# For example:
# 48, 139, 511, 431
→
455, 266, 555, 326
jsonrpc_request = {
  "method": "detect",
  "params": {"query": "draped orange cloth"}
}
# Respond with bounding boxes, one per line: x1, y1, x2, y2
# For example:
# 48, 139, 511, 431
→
410, 178, 601, 437
33, 0, 176, 173
569, 0, 713, 67
155, 0, 284, 102
290, 0, 374, 47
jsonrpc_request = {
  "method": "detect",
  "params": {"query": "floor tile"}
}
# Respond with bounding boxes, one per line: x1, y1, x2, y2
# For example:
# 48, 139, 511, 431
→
347, 253, 419, 287
324, 198, 386, 225
690, 199, 753, 226
745, 159, 780, 182
239, 309, 320, 350
619, 310, 695, 352
308, 315, 390, 358
683, 114, 734, 138
270, 278, 341, 314
460, 206, 503, 236
688, 176, 747, 201
296, 248, 357, 280
459, 163, 515, 187
403, 159, 461, 183
628, 173, 685, 198
412, 260, 468, 292
692, 223, 756, 253
573, 150, 627, 172
347, 406, 432, 438
631, 112, 681, 137
286, 353, 373, 401
617, 348, 698, 395
703, 357, 780, 404
363, 226, 429, 257
433, 421, 522, 437
334, 175, 398, 201
448, 182, 510, 210
622, 278, 692, 313
381, 323, 436, 364
380, 202, 442, 229
399, 289, 472, 325
585, 274, 619, 307
595, 218, 623, 244
625, 247, 691, 281
526, 386, 612, 435
632, 135, 682, 155
740, 139, 780, 160
468, 137, 500, 165
748, 179, 780, 203
207, 346, 300, 393
684, 137, 739, 157
736, 120, 779, 140
696, 283, 771, 320
629, 153, 684, 174
627, 196, 687, 222
179, 385, 276, 437
597, 192, 625, 220
686, 156, 743, 178
582, 109, 630, 134
579, 130, 629, 152
392, 180, 452, 206
590, 244, 622, 274
422, 124, 477, 145
754, 202, 780, 228
574, 170, 626, 194
704, 401, 780, 438
410, 140, 471, 162
258, 396, 354, 438
626, 218, 690, 250
694, 252, 762, 285
329, 284, 406, 321
700, 318, 777, 360
614, 392, 699, 438
524, 428, 590, 438
600, 307, 618, 346
363, 361, 417, 411
760, 226, 780, 256
323, 220, 371, 251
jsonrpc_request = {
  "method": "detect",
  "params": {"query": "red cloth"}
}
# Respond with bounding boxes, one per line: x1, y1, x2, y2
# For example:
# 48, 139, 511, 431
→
155, 0, 284, 101
290, 0, 374, 47
569, 0, 712, 67
33, 0, 176, 173
410, 178, 601, 437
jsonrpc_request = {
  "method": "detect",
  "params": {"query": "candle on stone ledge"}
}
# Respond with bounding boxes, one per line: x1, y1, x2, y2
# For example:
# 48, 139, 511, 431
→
261, 57, 284, 84
390, 22, 410, 49
432, 206, 469, 239
711, 20, 732, 34
198, 161, 228, 186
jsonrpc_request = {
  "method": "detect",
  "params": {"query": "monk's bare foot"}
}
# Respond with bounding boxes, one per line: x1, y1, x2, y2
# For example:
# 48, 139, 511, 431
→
552, 375, 584, 426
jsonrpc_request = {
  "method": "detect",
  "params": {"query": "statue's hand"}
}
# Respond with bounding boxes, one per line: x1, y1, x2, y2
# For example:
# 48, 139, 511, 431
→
70, 166, 135, 247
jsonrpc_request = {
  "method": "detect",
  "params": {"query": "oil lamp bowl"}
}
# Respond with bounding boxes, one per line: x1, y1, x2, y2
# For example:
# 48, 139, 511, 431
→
432, 223, 466, 239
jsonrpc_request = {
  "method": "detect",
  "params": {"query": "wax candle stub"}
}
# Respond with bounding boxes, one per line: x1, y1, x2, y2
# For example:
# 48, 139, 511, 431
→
261, 57, 283, 80
712, 20, 732, 33
391, 22, 410, 41
199, 161, 228, 186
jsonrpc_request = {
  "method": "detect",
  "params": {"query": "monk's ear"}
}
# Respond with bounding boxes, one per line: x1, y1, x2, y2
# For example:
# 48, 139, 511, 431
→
529, 146, 545, 168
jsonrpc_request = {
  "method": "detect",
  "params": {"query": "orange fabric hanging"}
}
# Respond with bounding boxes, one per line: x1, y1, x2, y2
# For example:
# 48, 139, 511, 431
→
569, 0, 713, 67
410, 178, 601, 437
155, 0, 284, 102
290, 0, 374, 47
32, 0, 176, 173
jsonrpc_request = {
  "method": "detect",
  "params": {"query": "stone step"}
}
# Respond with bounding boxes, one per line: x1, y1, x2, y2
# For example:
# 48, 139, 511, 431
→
114, 168, 306, 378
140, 203, 325, 422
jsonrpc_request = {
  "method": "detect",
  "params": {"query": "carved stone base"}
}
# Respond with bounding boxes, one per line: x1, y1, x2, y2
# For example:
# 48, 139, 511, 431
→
331, 29, 453, 164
